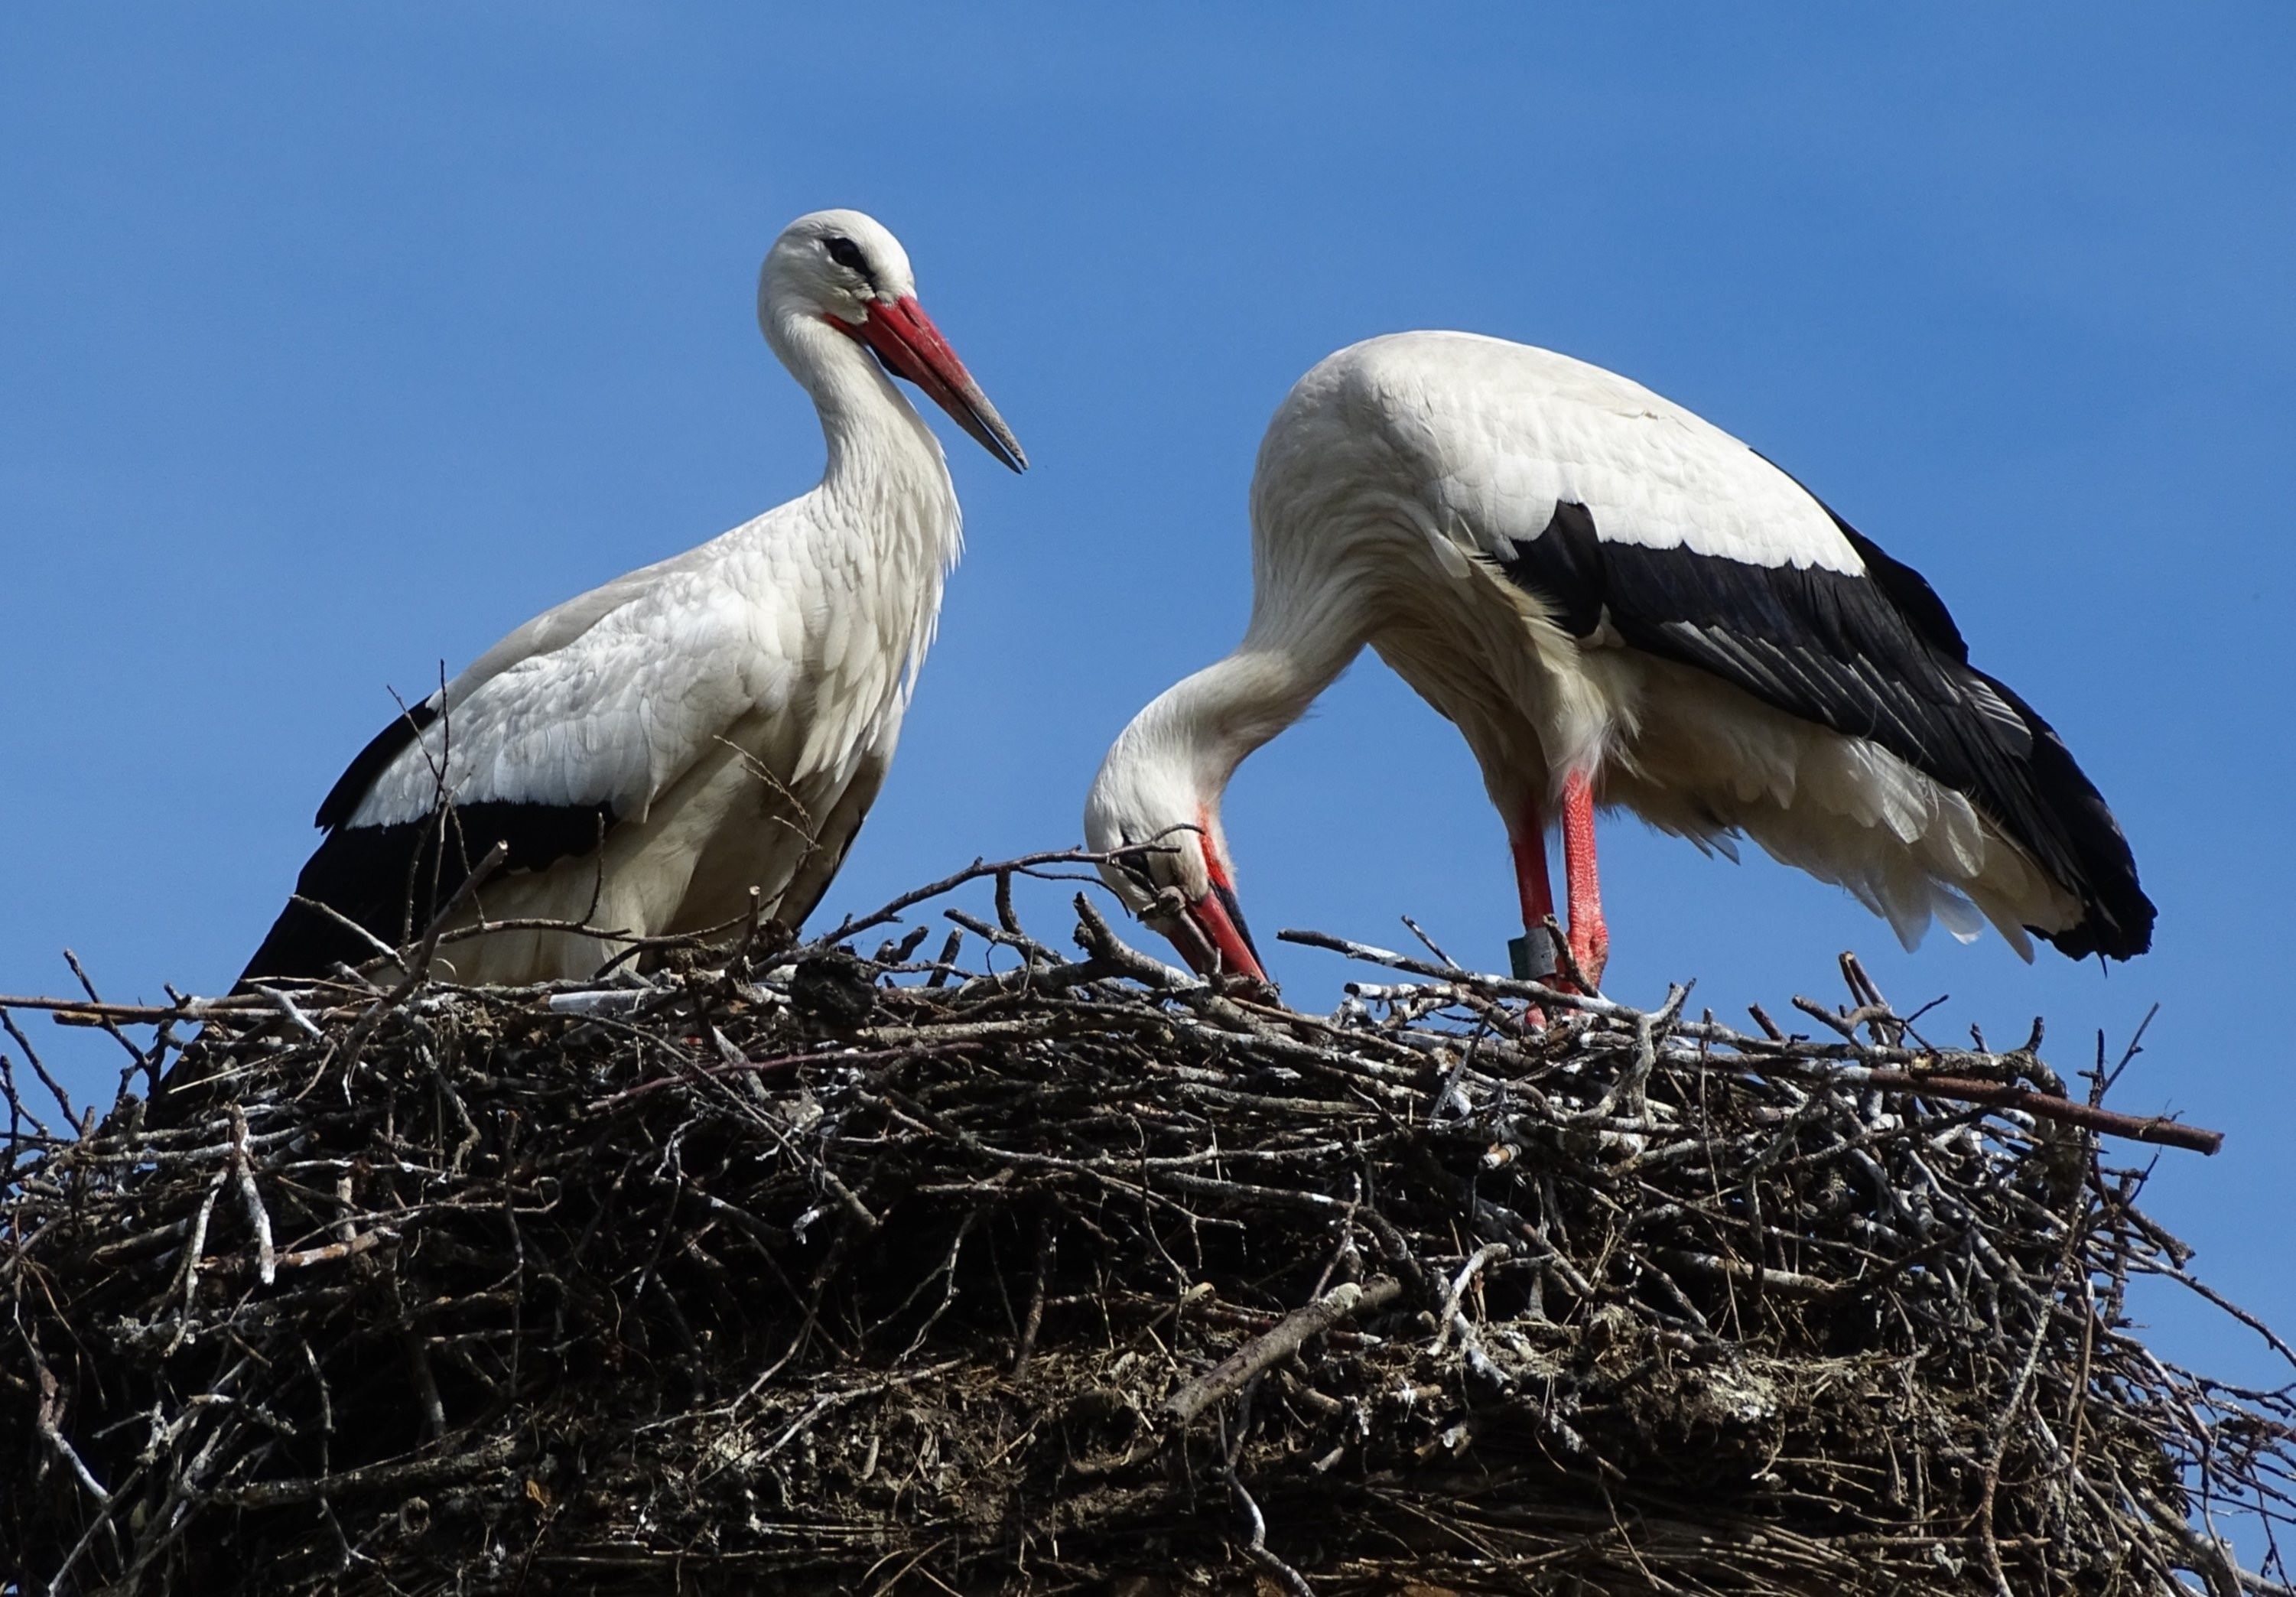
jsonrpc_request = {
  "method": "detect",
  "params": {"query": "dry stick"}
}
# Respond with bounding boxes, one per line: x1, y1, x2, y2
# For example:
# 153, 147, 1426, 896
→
325, 841, 514, 1086
945, 908, 1064, 969
1072, 895, 1195, 990
586, 906, 763, 977
1165, 1276, 1402, 1424
817, 1166, 881, 1234
167, 1169, 227, 1355
1858, 1070, 2220, 1156
1230, 1473, 1316, 1597
20, 993, 282, 1024
1279, 928, 1605, 1013
229, 1106, 277, 1286
923, 928, 964, 989
219, 1435, 519, 1509
0, 1055, 55, 1150
285, 895, 411, 973
256, 1228, 391, 1274
1432, 1244, 1511, 1355
31, 1360, 112, 1509
2128, 1258, 2296, 1374
260, 984, 327, 1042
62, 950, 145, 1075
1540, 912, 1595, 997
1792, 994, 1899, 1044
733, 885, 769, 967
1400, 915, 1465, 971
1837, 951, 1905, 1048
1013, 1211, 1053, 1375
404, 839, 511, 983
811, 846, 1161, 948
28, 1358, 131, 1591
1717, 1051, 2217, 1153
0, 1008, 73, 1131
1280, 928, 2223, 1156
431, 912, 652, 953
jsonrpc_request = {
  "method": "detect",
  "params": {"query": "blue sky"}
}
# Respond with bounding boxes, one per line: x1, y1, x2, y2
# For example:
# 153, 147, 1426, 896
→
5, 6, 2292, 1394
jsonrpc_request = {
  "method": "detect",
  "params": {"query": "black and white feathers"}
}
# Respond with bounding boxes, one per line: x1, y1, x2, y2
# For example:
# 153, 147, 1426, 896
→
1498, 493, 2150, 958
240, 484, 931, 985
1088, 330, 2151, 964
242, 693, 616, 979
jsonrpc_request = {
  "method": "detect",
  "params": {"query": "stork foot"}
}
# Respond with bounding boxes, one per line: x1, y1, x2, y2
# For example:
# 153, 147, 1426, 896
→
1569, 922, 1609, 992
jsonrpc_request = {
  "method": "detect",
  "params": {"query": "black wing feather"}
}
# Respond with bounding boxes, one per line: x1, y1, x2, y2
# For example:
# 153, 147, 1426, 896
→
1500, 498, 2153, 959
242, 699, 620, 981
315, 696, 441, 830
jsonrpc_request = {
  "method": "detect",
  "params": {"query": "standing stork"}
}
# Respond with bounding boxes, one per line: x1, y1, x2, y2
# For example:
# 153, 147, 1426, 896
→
1085, 332, 2151, 990
242, 208, 1025, 986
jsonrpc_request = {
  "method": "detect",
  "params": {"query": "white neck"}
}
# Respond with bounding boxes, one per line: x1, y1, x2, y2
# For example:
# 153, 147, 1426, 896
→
1120, 605, 1367, 800
765, 307, 957, 518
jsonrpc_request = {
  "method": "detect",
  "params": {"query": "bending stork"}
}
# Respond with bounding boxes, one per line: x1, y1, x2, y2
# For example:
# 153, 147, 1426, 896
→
243, 208, 1025, 985
1085, 332, 2151, 989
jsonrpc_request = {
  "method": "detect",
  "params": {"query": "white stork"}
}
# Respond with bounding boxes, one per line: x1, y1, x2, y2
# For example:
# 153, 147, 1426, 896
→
242, 209, 1025, 985
1085, 331, 2151, 990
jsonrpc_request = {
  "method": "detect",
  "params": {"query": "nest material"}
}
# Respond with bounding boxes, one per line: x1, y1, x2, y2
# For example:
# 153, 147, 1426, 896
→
2, 857, 2291, 1595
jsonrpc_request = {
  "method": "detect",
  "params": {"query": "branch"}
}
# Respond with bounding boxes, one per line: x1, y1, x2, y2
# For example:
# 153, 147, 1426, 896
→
1165, 1277, 1402, 1424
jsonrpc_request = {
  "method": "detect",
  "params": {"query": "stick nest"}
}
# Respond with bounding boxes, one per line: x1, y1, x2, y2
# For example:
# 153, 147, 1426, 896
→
3, 857, 2291, 1595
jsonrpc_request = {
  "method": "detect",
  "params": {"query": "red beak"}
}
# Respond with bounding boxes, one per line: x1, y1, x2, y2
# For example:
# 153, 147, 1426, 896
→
838, 295, 1026, 473
1179, 881, 1270, 986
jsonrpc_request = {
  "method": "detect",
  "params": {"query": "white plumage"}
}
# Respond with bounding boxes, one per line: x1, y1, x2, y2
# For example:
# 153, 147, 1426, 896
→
1360, 334, 1862, 574
245, 209, 1024, 986
1087, 331, 2150, 988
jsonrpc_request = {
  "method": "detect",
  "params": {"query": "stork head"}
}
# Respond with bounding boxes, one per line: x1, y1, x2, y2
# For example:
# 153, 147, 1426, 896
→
759, 208, 1026, 472
1084, 730, 1270, 987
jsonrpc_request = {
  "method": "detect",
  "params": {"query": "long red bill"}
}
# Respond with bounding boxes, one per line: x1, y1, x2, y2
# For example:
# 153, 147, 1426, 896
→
1185, 884, 1269, 986
850, 295, 1026, 473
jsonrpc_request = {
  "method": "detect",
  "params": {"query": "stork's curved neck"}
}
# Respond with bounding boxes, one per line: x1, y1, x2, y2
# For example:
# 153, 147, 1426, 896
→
1122, 604, 1368, 799
767, 309, 954, 512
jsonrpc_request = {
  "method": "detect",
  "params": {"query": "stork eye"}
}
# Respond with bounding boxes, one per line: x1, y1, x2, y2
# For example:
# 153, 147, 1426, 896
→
824, 236, 868, 272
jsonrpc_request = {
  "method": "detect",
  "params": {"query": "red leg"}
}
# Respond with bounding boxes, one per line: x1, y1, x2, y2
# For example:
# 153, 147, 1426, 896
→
1511, 802, 1556, 932
1508, 798, 1563, 1001
1559, 772, 1608, 988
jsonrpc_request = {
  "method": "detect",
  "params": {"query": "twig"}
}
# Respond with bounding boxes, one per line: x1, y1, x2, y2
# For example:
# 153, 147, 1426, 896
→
811, 847, 1159, 948
229, 1105, 278, 1286
405, 838, 510, 983
1432, 1244, 1510, 1354
1859, 1071, 2220, 1156
1166, 1277, 1402, 1424
1230, 1473, 1315, 1597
